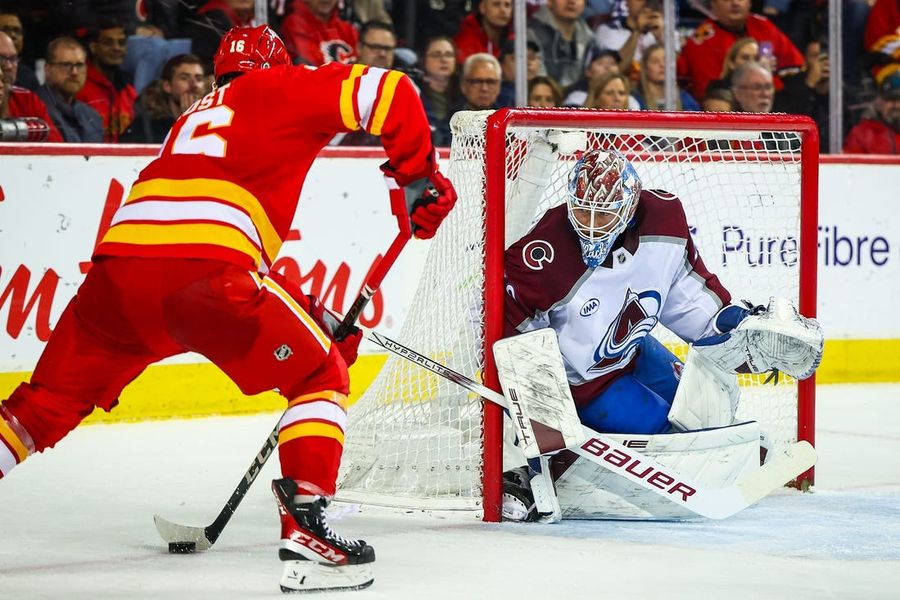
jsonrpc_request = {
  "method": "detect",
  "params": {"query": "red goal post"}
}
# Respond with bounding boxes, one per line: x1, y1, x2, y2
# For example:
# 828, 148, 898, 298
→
338, 108, 819, 522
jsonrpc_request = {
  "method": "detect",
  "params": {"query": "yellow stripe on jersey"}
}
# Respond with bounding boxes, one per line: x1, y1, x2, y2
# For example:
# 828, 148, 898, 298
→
102, 222, 262, 267
288, 391, 349, 410
251, 273, 333, 353
125, 178, 281, 265
0, 419, 29, 463
369, 70, 404, 136
279, 421, 345, 445
339, 64, 368, 131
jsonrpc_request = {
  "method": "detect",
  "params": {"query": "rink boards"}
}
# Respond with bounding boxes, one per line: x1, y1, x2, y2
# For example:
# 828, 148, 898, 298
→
0, 145, 898, 422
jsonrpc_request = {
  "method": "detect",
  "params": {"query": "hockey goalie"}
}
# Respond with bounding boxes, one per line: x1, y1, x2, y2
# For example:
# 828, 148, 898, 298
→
499, 148, 824, 522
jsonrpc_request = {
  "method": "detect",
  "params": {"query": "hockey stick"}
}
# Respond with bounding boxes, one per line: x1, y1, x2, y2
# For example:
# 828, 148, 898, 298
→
154, 189, 413, 552
362, 328, 817, 520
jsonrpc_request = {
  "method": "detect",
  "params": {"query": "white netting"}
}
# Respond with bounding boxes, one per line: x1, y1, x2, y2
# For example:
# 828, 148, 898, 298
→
337, 110, 809, 514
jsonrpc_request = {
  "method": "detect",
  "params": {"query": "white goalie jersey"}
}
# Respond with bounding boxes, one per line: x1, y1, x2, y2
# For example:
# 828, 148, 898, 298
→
503, 189, 738, 408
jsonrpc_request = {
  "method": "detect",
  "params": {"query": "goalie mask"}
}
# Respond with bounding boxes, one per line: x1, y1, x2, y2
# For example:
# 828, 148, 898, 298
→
213, 25, 291, 82
566, 149, 642, 268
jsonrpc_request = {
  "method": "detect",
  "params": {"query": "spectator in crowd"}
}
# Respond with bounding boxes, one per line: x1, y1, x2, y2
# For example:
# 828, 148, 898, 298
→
726, 37, 763, 74
701, 86, 735, 111
36, 36, 103, 143
864, 0, 900, 86
454, 0, 513, 64
528, 0, 595, 89
527, 74, 563, 107
0, 31, 62, 141
185, 0, 256, 73
282, 0, 358, 65
775, 38, 829, 152
356, 20, 396, 69
398, 0, 470, 47
677, 0, 803, 100
585, 71, 630, 109
562, 47, 627, 107
458, 52, 503, 110
730, 61, 774, 113
594, 0, 663, 77
497, 38, 542, 107
759, 0, 817, 53
418, 35, 462, 146
0, 9, 37, 90
843, 72, 900, 154
632, 44, 700, 111
121, 53, 206, 144
76, 18, 138, 142
342, 0, 393, 28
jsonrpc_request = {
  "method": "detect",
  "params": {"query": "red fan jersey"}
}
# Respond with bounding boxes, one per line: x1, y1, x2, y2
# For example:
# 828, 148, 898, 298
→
95, 62, 434, 271
677, 14, 803, 100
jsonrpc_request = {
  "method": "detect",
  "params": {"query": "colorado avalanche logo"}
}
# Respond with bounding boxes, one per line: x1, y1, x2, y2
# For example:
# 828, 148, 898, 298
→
522, 240, 555, 271
589, 288, 661, 375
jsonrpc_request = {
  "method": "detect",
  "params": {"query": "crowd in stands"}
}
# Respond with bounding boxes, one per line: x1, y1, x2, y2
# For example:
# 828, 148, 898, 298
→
0, 0, 898, 153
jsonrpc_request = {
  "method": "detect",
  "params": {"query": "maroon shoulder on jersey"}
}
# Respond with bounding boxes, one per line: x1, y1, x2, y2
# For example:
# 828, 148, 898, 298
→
504, 204, 588, 332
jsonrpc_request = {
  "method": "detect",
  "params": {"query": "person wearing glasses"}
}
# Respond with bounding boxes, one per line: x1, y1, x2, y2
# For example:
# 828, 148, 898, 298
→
0, 10, 37, 91
76, 18, 137, 142
356, 20, 396, 70
36, 37, 103, 143
0, 31, 62, 142
458, 52, 503, 111
730, 60, 775, 113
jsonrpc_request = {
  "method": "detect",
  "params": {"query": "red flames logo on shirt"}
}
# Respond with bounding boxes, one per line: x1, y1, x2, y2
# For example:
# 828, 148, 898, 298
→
589, 288, 660, 376
320, 40, 355, 64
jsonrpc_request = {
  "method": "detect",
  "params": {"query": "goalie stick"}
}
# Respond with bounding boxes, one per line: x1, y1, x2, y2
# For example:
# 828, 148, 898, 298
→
362, 328, 817, 520
154, 189, 413, 552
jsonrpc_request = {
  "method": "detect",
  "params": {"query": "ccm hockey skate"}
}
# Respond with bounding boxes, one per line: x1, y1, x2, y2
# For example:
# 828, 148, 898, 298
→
272, 478, 375, 593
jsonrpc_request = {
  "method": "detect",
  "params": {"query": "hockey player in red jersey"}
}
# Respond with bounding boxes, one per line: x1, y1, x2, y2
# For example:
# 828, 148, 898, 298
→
0, 24, 456, 593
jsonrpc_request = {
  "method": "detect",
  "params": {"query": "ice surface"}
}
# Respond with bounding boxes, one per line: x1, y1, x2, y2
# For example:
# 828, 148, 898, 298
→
1, 384, 898, 599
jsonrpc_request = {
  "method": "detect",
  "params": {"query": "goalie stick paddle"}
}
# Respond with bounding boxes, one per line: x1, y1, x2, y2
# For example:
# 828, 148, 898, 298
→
362, 328, 818, 520
153, 189, 412, 552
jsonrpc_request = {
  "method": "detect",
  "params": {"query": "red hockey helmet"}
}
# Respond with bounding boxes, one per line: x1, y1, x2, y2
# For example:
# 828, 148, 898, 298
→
213, 25, 291, 80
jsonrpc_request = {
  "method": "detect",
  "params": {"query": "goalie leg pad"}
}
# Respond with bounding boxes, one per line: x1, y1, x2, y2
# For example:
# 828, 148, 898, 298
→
668, 348, 740, 431
554, 422, 760, 520
493, 329, 585, 458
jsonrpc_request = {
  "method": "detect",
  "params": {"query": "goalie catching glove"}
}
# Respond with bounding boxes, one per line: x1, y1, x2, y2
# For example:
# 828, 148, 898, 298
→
694, 297, 824, 380
305, 295, 363, 367
381, 160, 457, 240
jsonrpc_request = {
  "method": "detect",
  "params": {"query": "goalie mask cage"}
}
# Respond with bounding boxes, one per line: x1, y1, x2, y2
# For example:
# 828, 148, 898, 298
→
337, 109, 818, 521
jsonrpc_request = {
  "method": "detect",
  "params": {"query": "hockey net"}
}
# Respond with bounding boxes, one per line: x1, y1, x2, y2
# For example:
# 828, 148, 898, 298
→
337, 109, 818, 520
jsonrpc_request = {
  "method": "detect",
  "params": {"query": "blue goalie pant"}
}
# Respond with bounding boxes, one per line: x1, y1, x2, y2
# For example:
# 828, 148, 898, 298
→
578, 336, 682, 435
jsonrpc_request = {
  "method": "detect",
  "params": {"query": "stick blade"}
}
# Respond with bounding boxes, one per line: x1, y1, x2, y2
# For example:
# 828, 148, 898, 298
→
153, 514, 214, 551
736, 440, 818, 506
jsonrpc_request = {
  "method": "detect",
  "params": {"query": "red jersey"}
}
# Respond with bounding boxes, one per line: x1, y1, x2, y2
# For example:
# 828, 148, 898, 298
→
454, 14, 510, 64
7, 87, 63, 142
843, 118, 900, 155
95, 62, 435, 272
281, 1, 357, 66
75, 61, 138, 142
677, 14, 803, 99
864, 0, 900, 81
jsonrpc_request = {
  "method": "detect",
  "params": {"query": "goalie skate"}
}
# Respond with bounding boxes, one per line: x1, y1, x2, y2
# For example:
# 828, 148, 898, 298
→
272, 479, 375, 593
